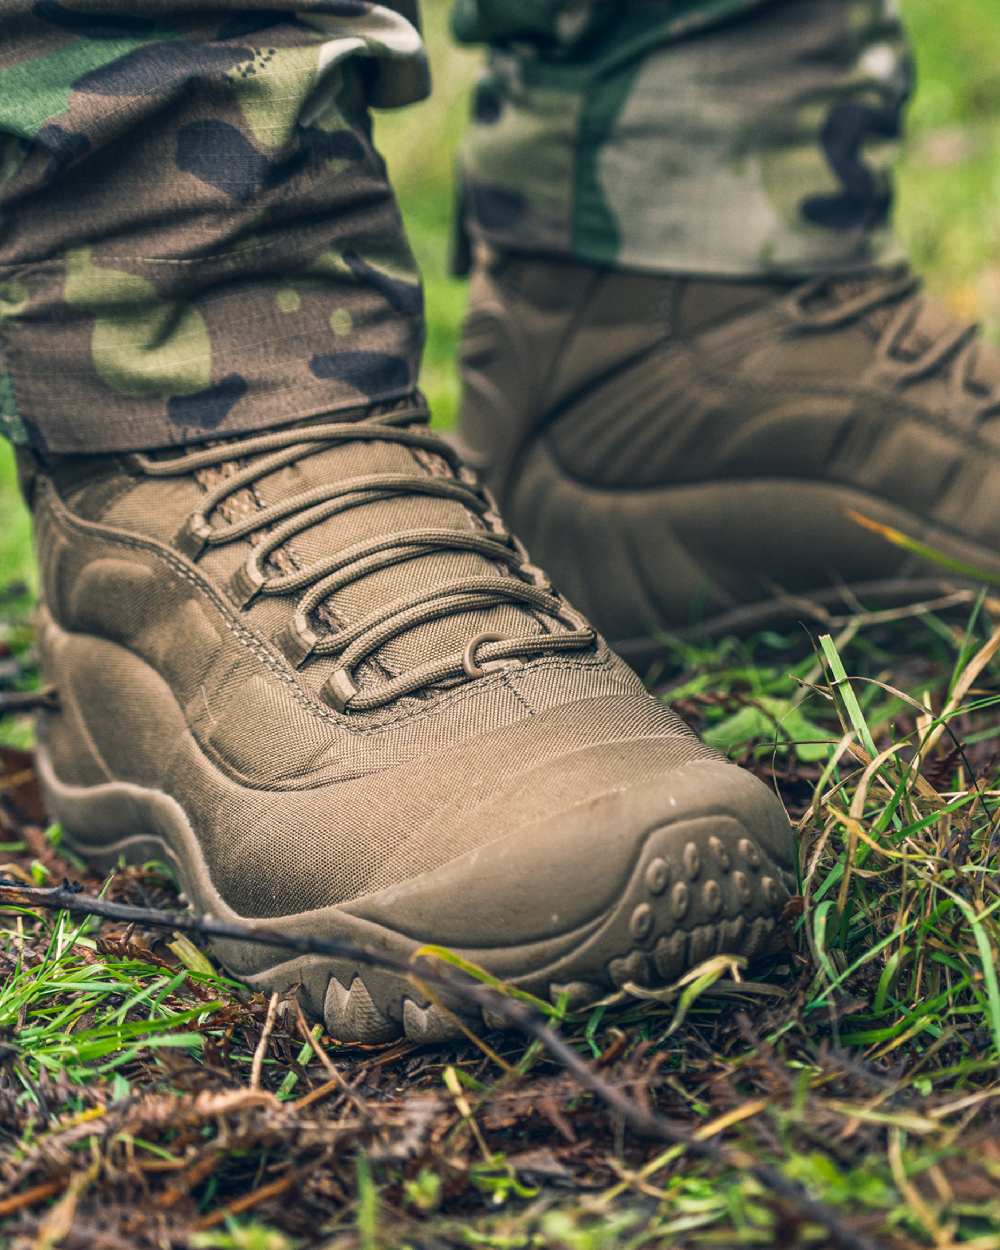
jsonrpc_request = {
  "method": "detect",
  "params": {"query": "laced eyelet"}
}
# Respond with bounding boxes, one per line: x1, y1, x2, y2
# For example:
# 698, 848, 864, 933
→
229, 560, 266, 609
462, 631, 506, 679
275, 620, 320, 669
175, 515, 213, 560
323, 668, 359, 713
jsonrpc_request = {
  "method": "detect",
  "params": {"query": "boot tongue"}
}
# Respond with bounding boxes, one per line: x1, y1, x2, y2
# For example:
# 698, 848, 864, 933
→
201, 412, 544, 695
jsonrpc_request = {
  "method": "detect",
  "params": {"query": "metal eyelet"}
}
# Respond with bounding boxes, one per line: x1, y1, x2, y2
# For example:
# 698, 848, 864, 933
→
462, 631, 506, 680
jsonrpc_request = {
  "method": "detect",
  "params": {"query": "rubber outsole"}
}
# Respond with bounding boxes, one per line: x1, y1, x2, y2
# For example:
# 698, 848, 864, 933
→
37, 745, 796, 1044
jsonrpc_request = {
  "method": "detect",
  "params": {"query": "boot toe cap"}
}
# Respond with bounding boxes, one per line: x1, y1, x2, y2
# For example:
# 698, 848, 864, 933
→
347, 759, 796, 993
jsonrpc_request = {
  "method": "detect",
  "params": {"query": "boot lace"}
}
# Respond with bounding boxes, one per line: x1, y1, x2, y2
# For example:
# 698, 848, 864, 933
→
789, 268, 1000, 428
129, 401, 595, 713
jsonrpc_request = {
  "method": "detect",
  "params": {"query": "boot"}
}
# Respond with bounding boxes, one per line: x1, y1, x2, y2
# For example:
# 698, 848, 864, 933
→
457, 252, 1000, 657
19, 397, 794, 1041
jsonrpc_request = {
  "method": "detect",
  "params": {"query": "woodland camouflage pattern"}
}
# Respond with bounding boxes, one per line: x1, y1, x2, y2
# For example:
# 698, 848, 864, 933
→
0, 0, 911, 453
0, 1, 431, 452
454, 0, 912, 276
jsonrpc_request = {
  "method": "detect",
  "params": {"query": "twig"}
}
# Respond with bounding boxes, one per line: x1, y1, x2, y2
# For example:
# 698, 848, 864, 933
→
291, 1077, 350, 1112
194, 1172, 296, 1230
0, 687, 59, 714
0, 1177, 64, 1217
0, 877, 877, 1250
291, 995, 371, 1122
251, 991, 281, 1090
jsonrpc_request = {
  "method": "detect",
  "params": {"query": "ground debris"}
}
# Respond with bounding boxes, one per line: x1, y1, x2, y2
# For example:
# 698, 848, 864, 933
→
1, 594, 998, 1248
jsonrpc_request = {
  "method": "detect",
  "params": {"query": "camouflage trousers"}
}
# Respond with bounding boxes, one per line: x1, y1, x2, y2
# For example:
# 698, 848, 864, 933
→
0, 1, 910, 454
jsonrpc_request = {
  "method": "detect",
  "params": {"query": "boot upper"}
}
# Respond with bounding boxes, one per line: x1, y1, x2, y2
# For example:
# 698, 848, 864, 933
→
27, 398, 731, 919
457, 253, 1000, 642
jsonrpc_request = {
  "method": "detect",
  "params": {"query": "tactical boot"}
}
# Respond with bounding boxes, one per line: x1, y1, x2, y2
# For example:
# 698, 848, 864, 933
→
457, 254, 1000, 658
19, 397, 795, 1042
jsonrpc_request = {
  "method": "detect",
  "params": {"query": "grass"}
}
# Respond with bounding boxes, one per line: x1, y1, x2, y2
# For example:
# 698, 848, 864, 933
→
2, 605, 998, 1247
1, 1, 999, 1246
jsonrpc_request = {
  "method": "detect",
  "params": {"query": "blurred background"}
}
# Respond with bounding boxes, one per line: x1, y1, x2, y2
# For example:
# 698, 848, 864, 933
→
1, 0, 998, 591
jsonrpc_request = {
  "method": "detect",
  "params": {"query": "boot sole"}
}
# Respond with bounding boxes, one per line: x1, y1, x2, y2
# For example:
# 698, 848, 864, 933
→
36, 743, 796, 1043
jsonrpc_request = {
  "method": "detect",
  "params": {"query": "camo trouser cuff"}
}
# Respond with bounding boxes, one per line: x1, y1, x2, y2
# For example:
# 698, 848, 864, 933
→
454, 0, 912, 280
0, 3, 429, 453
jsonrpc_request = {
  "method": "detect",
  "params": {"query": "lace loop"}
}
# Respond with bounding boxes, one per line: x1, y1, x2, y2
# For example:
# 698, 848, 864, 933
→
334, 578, 567, 660
323, 595, 593, 713
233, 527, 520, 609
463, 631, 507, 679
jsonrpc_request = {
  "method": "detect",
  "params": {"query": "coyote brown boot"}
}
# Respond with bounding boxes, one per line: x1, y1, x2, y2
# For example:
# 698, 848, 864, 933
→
457, 255, 1000, 658
19, 398, 794, 1041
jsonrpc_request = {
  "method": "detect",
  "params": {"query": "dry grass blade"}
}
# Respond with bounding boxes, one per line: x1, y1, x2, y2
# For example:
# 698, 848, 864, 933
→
922, 620, 1000, 756
250, 990, 280, 1090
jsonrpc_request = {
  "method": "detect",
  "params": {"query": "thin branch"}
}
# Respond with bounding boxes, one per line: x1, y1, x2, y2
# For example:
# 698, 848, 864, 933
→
291, 994, 372, 1123
251, 991, 280, 1091
0, 687, 59, 714
194, 1172, 296, 1231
